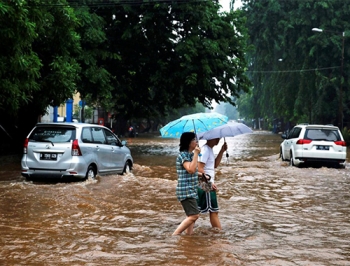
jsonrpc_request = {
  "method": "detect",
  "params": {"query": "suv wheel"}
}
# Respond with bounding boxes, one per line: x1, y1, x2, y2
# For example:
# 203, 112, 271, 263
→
280, 148, 286, 161
289, 151, 294, 166
337, 163, 346, 169
86, 165, 97, 179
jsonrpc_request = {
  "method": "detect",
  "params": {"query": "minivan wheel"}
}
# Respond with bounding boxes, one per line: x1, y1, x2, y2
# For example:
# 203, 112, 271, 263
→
86, 166, 97, 179
123, 161, 131, 174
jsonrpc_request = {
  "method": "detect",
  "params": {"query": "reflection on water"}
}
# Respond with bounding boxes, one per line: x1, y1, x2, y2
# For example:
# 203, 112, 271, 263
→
0, 131, 350, 265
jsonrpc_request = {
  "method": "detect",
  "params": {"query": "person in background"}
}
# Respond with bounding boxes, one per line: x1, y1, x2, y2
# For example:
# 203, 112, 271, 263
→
198, 138, 227, 230
128, 126, 135, 137
172, 132, 201, 236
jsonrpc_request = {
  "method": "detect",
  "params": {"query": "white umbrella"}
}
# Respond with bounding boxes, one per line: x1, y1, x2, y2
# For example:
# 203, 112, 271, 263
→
197, 121, 253, 140
197, 121, 253, 164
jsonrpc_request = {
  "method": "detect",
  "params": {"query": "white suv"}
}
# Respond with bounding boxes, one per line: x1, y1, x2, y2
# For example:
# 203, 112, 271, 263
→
21, 123, 133, 180
280, 124, 347, 167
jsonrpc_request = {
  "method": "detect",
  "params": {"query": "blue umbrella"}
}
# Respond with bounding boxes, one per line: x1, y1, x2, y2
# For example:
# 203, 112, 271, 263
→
160, 112, 229, 138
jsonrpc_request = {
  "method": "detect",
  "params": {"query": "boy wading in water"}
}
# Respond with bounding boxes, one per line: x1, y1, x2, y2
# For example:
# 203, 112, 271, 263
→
198, 137, 227, 230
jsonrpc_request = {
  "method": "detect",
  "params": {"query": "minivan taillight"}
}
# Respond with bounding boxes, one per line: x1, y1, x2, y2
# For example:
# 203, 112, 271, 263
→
334, 140, 346, 146
23, 138, 29, 154
72, 139, 82, 156
296, 139, 312, 144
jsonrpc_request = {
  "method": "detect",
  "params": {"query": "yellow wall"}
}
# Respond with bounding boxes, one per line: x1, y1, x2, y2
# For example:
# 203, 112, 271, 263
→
57, 92, 81, 117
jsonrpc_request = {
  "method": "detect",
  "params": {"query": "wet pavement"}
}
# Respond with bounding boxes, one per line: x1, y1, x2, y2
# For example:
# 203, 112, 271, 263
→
0, 131, 349, 265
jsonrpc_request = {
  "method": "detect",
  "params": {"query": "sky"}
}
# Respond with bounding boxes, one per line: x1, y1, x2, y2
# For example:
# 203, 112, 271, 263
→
219, 0, 242, 12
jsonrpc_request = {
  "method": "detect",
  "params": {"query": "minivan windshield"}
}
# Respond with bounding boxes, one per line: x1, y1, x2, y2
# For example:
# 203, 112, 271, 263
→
29, 127, 76, 143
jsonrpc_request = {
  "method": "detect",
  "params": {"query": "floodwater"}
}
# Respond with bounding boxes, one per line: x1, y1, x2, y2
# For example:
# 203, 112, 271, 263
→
0, 131, 350, 265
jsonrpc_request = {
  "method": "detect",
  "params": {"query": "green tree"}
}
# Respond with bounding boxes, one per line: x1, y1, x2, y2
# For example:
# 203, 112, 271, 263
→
0, 0, 251, 152
238, 0, 350, 129
0, 0, 42, 114
68, 1, 116, 118
0, 0, 81, 152
94, 1, 250, 119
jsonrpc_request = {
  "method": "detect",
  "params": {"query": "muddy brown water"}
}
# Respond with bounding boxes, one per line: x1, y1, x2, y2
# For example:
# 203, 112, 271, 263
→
0, 132, 349, 265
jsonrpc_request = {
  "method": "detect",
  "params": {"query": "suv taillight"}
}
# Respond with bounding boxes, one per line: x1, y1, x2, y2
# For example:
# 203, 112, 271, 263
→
72, 139, 82, 156
296, 139, 312, 144
23, 138, 29, 154
334, 140, 346, 146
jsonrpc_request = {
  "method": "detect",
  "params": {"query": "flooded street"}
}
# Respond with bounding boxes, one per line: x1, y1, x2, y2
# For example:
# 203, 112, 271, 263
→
1, 131, 350, 265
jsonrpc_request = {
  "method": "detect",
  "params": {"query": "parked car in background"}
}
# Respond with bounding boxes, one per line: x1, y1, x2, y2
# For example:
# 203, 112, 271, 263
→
21, 123, 133, 180
280, 124, 347, 168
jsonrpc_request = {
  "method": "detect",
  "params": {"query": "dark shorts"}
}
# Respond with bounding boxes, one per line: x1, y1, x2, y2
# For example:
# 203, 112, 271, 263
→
181, 198, 200, 216
197, 187, 219, 213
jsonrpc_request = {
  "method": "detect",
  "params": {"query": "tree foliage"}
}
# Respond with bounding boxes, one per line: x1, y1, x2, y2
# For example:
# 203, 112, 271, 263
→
0, 0, 250, 153
0, 0, 42, 114
90, 0, 250, 119
237, 0, 350, 129
70, 2, 115, 110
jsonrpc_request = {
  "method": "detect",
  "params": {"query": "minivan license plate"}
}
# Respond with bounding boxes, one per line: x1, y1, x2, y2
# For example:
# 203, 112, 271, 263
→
40, 153, 57, 160
316, 145, 329, 150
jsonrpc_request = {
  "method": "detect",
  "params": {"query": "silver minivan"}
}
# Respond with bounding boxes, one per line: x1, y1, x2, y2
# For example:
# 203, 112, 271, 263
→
21, 123, 133, 180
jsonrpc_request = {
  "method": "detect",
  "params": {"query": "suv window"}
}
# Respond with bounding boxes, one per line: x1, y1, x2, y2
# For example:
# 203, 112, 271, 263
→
289, 127, 302, 139
29, 127, 75, 143
305, 129, 340, 141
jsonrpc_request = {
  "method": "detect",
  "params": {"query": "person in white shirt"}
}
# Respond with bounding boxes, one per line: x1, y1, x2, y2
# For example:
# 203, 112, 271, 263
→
198, 138, 227, 230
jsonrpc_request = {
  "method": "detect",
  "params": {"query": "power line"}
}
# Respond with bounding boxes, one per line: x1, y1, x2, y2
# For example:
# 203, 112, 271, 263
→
26, 0, 211, 7
247, 66, 340, 74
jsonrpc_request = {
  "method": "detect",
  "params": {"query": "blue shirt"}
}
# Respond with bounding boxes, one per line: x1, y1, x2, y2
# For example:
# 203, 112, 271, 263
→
175, 151, 198, 201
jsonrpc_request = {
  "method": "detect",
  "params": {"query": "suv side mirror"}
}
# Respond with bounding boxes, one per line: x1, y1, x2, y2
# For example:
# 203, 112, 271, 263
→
281, 133, 287, 139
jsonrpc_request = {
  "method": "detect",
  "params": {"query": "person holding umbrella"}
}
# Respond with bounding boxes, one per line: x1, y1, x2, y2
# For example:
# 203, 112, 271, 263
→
172, 132, 201, 236
198, 138, 227, 230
